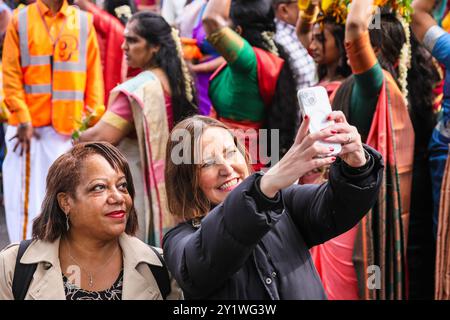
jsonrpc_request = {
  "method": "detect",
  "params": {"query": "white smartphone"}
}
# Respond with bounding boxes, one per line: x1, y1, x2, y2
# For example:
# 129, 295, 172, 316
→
297, 86, 342, 156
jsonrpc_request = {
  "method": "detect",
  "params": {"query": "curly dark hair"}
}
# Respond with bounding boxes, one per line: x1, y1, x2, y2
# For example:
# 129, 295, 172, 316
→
230, 0, 300, 158
129, 11, 198, 124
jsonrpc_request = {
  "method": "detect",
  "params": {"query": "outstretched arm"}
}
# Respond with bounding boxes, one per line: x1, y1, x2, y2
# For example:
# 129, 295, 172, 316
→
411, 0, 438, 42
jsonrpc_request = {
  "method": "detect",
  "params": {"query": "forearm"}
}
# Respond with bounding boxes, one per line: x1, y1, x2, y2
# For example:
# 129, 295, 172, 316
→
412, 0, 438, 42
287, 146, 383, 247
345, 0, 374, 42
202, 0, 231, 36
345, 31, 383, 133
296, 2, 319, 48
2, 20, 30, 123
191, 56, 225, 73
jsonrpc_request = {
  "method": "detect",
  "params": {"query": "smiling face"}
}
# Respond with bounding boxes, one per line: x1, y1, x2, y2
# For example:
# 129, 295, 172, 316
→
60, 154, 133, 240
198, 127, 250, 205
309, 23, 340, 66
122, 19, 158, 69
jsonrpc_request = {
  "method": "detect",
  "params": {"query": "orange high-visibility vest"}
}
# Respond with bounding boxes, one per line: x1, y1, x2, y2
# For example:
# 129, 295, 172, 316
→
14, 4, 92, 135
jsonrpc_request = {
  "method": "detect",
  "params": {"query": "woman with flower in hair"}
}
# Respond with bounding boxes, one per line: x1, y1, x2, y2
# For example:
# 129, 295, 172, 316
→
203, 0, 300, 166
298, 0, 352, 98
296, 0, 352, 186
322, 0, 417, 300
79, 11, 198, 246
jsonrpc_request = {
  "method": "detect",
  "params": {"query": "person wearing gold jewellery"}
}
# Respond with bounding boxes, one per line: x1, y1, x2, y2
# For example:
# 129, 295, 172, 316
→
0, 142, 182, 300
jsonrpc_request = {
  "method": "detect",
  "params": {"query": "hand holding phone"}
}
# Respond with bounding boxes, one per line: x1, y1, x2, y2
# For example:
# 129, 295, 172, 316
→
297, 86, 342, 157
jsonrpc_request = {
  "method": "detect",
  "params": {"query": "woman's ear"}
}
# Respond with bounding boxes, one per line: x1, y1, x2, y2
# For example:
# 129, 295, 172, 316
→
235, 25, 243, 35
57, 192, 71, 215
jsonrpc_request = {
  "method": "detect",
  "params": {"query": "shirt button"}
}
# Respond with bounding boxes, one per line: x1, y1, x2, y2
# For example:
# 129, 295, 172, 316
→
43, 262, 52, 270
271, 272, 277, 278
265, 277, 272, 285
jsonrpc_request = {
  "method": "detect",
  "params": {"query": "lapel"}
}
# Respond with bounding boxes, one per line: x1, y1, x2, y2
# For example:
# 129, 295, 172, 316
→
20, 235, 164, 300
21, 238, 66, 300
119, 234, 164, 300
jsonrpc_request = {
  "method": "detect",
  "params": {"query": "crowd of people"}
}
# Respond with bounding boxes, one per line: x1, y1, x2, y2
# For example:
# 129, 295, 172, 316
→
0, 0, 448, 301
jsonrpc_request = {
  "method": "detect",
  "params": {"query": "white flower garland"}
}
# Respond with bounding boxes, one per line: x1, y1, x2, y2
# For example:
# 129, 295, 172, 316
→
397, 13, 411, 105
171, 27, 195, 104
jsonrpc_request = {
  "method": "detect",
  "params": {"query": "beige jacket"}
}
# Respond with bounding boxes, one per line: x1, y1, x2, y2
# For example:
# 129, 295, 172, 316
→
0, 234, 183, 300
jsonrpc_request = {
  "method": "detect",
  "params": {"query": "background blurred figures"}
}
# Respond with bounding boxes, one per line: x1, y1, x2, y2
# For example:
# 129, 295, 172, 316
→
2, 0, 104, 243
180, 0, 224, 116
79, 11, 197, 245
273, 0, 317, 91
75, 0, 136, 104
135, 0, 159, 13
329, 0, 415, 299
0, 1, 10, 211
411, 0, 450, 300
203, 0, 300, 169
161, 0, 187, 25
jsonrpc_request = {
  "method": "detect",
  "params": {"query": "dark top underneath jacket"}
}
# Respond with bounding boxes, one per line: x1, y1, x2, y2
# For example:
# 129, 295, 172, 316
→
163, 145, 384, 300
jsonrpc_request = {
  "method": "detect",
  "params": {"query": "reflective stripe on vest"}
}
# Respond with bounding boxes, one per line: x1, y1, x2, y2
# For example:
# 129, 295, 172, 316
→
24, 84, 51, 94
18, 6, 88, 74
53, 90, 84, 101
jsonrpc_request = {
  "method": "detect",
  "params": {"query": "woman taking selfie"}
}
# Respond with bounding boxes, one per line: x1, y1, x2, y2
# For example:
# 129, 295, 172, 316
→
163, 114, 383, 299
0, 142, 181, 300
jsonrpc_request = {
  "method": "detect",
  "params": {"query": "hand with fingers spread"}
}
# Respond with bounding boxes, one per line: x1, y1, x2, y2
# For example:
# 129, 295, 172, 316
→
260, 115, 338, 198
10, 122, 40, 156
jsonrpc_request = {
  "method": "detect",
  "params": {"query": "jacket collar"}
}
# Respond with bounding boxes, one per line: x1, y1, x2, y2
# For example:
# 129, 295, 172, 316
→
20, 234, 162, 268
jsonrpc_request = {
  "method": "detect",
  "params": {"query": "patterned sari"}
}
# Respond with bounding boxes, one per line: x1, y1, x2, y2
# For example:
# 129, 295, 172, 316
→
104, 71, 175, 246
333, 71, 415, 299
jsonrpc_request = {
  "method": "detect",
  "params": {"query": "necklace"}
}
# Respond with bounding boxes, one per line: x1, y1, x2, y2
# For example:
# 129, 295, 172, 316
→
66, 240, 120, 288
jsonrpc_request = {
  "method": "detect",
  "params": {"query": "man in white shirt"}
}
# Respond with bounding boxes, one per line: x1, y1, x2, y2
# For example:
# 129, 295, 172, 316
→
273, 0, 317, 90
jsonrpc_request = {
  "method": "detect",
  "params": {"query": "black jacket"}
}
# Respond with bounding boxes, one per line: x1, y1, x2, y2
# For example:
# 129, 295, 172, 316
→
163, 146, 384, 299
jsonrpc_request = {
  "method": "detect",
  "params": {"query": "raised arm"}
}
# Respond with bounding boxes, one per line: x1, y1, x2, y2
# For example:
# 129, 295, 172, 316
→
345, 0, 374, 42
411, 0, 438, 42
296, 0, 320, 49
202, 0, 231, 36
343, 0, 383, 135
412, 0, 450, 70
201, 0, 252, 68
